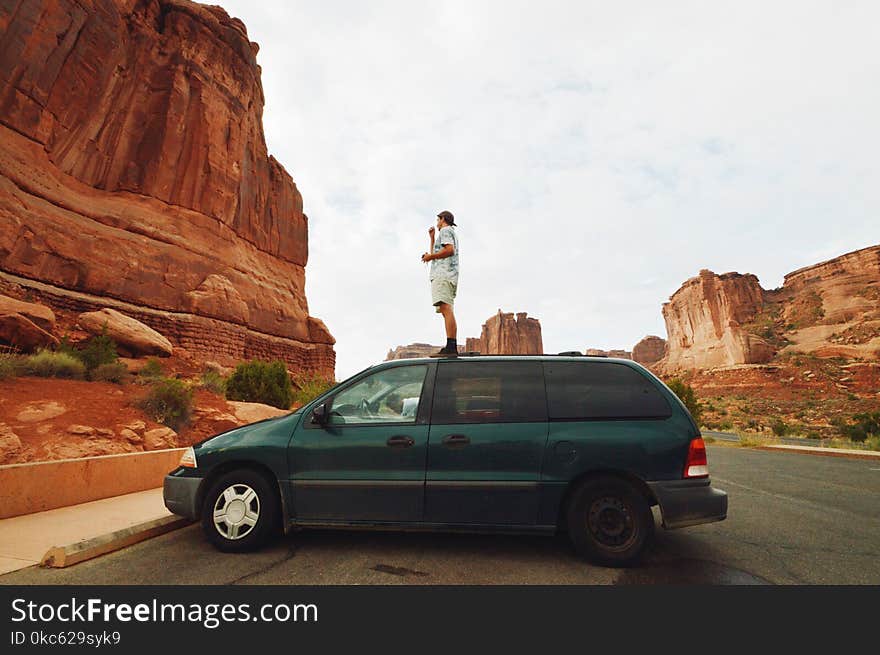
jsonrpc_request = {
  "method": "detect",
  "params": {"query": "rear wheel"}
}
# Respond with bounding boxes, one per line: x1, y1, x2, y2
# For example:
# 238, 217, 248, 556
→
201, 470, 279, 552
566, 476, 654, 567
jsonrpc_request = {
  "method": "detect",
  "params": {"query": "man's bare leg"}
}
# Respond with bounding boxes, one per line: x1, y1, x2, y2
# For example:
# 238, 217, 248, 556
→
438, 302, 457, 339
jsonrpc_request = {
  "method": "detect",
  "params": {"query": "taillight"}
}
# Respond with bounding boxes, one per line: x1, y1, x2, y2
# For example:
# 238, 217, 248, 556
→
684, 437, 708, 478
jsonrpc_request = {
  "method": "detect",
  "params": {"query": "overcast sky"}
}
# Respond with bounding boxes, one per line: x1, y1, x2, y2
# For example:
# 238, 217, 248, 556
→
219, 0, 879, 380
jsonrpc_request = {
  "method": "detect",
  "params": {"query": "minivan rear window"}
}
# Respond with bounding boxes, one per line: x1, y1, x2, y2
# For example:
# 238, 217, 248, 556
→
432, 361, 547, 424
544, 362, 672, 420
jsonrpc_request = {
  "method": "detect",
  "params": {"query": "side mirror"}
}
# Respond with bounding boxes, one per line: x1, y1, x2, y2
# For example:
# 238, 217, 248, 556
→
311, 402, 328, 425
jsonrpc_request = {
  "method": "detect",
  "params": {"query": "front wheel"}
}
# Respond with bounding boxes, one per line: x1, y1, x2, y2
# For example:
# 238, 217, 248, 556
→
566, 477, 654, 567
201, 470, 279, 552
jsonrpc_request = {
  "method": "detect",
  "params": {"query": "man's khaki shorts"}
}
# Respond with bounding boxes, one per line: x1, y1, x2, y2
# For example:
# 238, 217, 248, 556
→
431, 277, 457, 312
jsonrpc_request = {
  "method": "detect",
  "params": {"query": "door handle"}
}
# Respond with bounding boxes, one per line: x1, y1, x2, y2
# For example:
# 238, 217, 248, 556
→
441, 434, 470, 447
387, 435, 415, 448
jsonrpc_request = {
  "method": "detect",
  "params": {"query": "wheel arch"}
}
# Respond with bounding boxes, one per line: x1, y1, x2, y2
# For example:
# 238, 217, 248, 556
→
197, 460, 282, 517
555, 469, 658, 532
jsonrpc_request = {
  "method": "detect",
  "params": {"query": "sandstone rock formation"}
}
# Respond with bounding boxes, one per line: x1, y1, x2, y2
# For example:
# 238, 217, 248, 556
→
632, 336, 667, 366
78, 308, 173, 357
227, 400, 289, 424
0, 423, 22, 464
0, 0, 334, 377
656, 245, 880, 372
660, 270, 776, 371
386, 343, 445, 360
0, 293, 58, 350
143, 426, 177, 450
466, 310, 543, 355
0, 312, 58, 351
585, 348, 632, 359
772, 245, 880, 359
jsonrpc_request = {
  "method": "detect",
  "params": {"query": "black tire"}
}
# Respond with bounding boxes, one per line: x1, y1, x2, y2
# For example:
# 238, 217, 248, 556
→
201, 469, 279, 553
566, 476, 654, 567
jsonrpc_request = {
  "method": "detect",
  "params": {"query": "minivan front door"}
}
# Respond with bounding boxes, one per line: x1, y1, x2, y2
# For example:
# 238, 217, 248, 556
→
289, 363, 433, 522
425, 361, 548, 525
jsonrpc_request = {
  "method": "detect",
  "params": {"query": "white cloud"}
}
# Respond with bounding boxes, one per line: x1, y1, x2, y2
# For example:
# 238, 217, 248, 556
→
220, 0, 880, 379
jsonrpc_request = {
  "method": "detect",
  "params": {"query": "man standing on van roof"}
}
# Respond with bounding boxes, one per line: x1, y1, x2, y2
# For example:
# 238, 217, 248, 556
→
421, 210, 459, 356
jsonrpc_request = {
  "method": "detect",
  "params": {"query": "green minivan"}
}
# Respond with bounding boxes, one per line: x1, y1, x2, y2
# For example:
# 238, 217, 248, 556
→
164, 355, 727, 566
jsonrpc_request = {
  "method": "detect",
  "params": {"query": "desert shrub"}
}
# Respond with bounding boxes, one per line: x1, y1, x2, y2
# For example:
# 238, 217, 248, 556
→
665, 378, 702, 426
23, 349, 86, 379
833, 412, 880, 443
292, 371, 336, 407
770, 418, 789, 437
200, 368, 227, 395
225, 360, 293, 410
718, 420, 733, 431
0, 354, 23, 380
137, 378, 193, 431
77, 333, 118, 374
56, 335, 79, 358
92, 361, 127, 384
140, 357, 165, 380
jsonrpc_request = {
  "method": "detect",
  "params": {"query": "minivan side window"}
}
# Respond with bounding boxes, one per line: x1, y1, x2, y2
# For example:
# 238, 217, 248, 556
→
328, 365, 428, 425
432, 361, 547, 424
544, 362, 672, 420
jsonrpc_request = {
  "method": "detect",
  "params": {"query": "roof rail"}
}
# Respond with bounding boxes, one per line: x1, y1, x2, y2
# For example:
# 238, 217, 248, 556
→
557, 351, 584, 356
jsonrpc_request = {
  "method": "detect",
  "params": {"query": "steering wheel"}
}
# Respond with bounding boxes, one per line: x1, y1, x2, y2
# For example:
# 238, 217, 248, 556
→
359, 398, 375, 418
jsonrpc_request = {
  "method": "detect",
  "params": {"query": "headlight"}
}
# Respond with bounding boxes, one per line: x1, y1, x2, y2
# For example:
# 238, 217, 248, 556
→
179, 446, 197, 468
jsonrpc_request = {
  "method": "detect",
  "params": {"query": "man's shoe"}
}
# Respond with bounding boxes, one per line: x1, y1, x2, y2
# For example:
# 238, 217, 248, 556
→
430, 346, 459, 358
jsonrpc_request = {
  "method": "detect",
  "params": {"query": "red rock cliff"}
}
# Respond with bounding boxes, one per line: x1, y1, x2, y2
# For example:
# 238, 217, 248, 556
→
660, 270, 775, 371
466, 310, 543, 355
0, 0, 334, 376
656, 245, 880, 372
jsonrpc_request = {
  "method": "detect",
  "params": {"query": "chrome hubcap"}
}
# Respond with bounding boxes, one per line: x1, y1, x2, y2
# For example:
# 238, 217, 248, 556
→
213, 484, 260, 540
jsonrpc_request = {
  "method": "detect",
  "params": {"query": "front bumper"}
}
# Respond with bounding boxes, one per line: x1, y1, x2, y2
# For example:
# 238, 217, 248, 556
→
647, 478, 728, 529
163, 473, 203, 520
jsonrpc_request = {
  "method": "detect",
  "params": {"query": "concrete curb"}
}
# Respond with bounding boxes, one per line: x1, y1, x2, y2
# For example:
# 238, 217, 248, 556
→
40, 515, 193, 568
756, 445, 880, 461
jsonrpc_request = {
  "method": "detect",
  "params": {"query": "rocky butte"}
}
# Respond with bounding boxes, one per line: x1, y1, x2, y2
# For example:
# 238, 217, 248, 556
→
0, 0, 334, 378
651, 244, 880, 373
465, 310, 543, 355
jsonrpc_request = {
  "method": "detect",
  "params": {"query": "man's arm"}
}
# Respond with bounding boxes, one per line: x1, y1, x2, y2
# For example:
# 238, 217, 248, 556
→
422, 244, 453, 262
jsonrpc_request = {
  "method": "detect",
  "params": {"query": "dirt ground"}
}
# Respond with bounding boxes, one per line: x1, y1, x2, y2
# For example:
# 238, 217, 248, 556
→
0, 374, 279, 465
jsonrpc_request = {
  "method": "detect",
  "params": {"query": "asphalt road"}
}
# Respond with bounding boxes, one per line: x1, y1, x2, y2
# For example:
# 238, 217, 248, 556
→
2, 446, 879, 585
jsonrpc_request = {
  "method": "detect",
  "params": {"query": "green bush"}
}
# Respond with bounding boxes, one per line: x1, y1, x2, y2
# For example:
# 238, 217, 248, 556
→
23, 349, 86, 379
77, 333, 119, 374
770, 418, 789, 437
140, 357, 165, 380
834, 412, 880, 443
92, 361, 127, 384
200, 368, 227, 395
0, 354, 22, 380
292, 371, 336, 407
665, 378, 702, 426
137, 378, 193, 431
225, 360, 293, 410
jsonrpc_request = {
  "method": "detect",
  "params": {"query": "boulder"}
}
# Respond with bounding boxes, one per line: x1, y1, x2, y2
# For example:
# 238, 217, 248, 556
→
0, 313, 59, 351
119, 428, 142, 444
143, 427, 178, 450
0, 295, 55, 331
67, 425, 96, 436
227, 401, 290, 424
78, 309, 173, 357
0, 423, 22, 463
